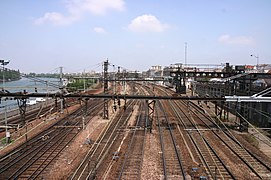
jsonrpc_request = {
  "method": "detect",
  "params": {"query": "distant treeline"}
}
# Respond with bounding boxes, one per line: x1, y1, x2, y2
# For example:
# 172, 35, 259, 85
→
27, 73, 60, 78
0, 69, 21, 82
67, 79, 97, 92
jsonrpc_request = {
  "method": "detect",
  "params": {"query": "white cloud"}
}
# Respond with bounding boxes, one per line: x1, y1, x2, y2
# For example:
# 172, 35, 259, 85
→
35, 0, 125, 25
128, 14, 169, 33
34, 12, 79, 25
94, 27, 106, 34
67, 0, 125, 16
218, 34, 254, 45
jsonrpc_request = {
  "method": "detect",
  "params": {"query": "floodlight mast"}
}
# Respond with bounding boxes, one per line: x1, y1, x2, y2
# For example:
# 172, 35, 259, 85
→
250, 54, 259, 72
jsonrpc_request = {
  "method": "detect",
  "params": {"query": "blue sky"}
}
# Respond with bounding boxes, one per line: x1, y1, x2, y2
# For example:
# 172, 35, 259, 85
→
0, 0, 270, 73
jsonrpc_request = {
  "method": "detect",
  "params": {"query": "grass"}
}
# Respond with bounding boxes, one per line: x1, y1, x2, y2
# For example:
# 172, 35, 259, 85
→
242, 134, 259, 148
1, 137, 14, 144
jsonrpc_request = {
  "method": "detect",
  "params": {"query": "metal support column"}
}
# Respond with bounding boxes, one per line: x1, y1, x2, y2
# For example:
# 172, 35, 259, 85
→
82, 98, 88, 130
17, 98, 27, 127
239, 77, 252, 132
173, 67, 186, 94
103, 59, 109, 119
146, 100, 156, 133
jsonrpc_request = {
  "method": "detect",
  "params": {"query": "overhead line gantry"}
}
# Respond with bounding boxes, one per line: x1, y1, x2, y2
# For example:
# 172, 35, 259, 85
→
1, 92, 271, 102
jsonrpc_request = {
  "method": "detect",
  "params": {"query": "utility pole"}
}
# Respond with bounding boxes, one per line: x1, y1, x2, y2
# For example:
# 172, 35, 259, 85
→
82, 99, 88, 130
59, 66, 64, 113
123, 69, 127, 95
117, 66, 121, 94
83, 69, 86, 92
0, 59, 10, 144
103, 59, 109, 119
185, 42, 187, 67
113, 65, 116, 95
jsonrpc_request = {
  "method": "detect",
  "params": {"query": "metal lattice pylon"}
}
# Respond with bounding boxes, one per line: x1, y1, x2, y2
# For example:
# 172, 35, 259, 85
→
103, 59, 109, 119
146, 100, 156, 133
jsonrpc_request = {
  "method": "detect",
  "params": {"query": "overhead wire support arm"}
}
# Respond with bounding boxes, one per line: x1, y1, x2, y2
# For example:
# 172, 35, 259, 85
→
251, 86, 271, 97
0, 92, 226, 101
225, 96, 271, 103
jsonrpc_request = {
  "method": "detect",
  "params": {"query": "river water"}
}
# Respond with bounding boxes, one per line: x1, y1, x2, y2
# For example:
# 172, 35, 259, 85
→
0, 77, 60, 111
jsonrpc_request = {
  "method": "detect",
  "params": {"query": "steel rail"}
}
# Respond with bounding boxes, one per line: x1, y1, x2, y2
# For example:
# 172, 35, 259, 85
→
85, 100, 138, 179
34, 102, 103, 178
117, 103, 146, 179
69, 109, 117, 179
165, 97, 218, 179
156, 108, 168, 179
0, 98, 79, 133
194, 101, 271, 178
156, 99, 186, 179
138, 84, 169, 179
9, 127, 74, 179
70, 99, 136, 179
189, 102, 271, 179
0, 100, 85, 160
173, 101, 235, 179
141, 84, 168, 179
0, 99, 103, 179
182, 99, 271, 179
92, 85, 145, 179
144, 82, 186, 179
156, 86, 234, 179
29, 102, 103, 179
0, 129, 65, 175
116, 84, 149, 179
0, 106, 83, 178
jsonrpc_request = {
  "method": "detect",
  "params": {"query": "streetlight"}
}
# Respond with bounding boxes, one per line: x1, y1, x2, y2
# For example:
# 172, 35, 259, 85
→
0, 59, 10, 144
250, 54, 259, 71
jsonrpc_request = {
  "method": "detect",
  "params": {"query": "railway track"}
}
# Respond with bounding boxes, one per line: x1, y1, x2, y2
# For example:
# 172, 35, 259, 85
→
188, 100, 271, 179
156, 86, 235, 179
0, 98, 78, 133
157, 85, 271, 179
94, 83, 149, 179
0, 99, 103, 179
140, 84, 187, 179
69, 99, 137, 180
157, 100, 186, 179
70, 83, 149, 180
115, 103, 146, 179
1, 82, 270, 179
